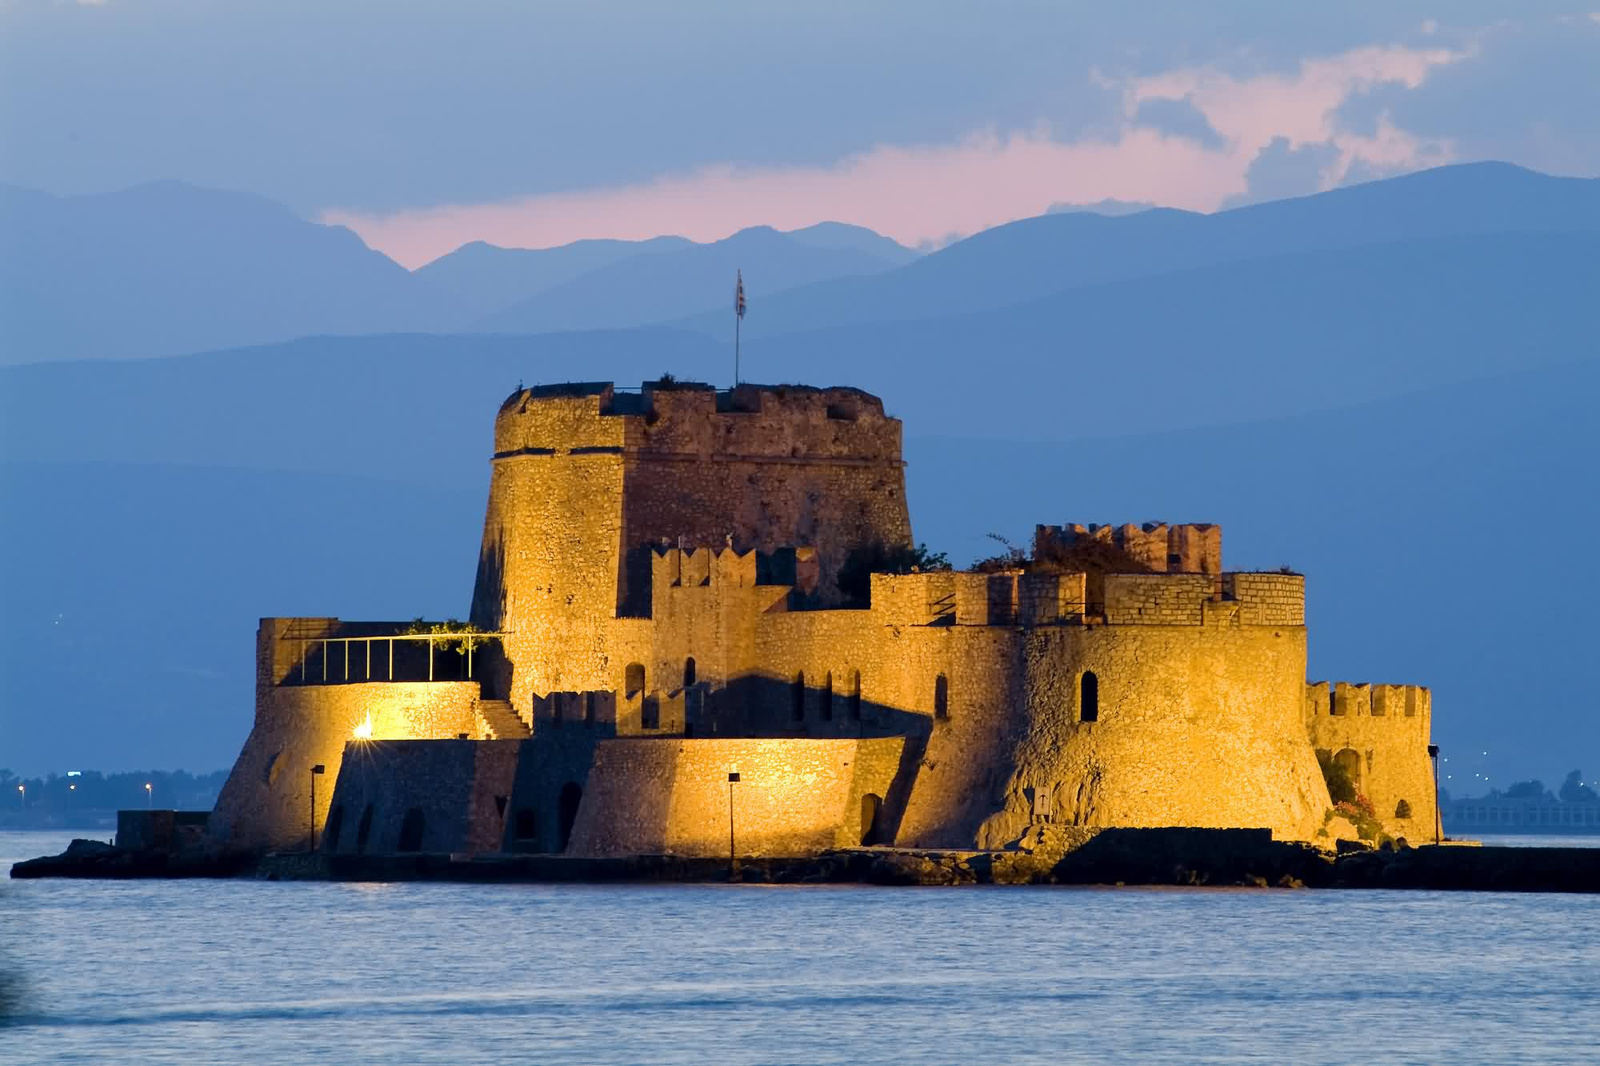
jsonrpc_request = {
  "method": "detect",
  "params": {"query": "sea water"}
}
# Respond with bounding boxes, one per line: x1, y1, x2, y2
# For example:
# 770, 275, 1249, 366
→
3, 830, 1598, 1065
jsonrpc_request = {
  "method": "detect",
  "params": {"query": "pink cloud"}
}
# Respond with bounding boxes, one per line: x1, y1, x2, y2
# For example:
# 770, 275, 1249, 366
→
323, 43, 1470, 269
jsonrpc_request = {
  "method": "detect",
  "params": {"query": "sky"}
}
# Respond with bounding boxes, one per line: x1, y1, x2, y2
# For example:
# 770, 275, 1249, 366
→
4, 2, 1599, 265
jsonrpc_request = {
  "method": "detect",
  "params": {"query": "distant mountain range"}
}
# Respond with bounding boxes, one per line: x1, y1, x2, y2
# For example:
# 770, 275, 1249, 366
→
0, 182, 917, 363
676, 162, 1600, 340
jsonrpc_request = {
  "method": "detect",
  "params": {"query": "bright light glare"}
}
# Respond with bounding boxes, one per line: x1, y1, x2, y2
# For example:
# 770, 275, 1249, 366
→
353, 712, 374, 740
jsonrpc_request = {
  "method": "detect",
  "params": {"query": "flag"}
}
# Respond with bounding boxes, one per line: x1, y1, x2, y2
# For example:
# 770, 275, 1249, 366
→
735, 270, 746, 320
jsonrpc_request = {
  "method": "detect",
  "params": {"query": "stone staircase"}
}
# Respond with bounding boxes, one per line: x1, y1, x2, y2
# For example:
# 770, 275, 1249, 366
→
475, 699, 531, 740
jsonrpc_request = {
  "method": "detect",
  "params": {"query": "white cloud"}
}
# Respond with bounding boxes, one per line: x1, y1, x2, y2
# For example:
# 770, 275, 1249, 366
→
325, 42, 1471, 268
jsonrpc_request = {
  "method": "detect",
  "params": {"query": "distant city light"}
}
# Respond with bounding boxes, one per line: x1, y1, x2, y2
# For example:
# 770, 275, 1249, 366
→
66, 770, 81, 777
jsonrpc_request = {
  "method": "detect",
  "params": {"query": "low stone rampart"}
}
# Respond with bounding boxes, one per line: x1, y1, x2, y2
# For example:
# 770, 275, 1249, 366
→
322, 739, 521, 856
568, 737, 905, 857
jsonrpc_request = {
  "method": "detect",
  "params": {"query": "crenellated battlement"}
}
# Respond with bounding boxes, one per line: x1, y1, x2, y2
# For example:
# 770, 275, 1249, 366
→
1034, 522, 1222, 574
869, 569, 1301, 628
1305, 681, 1432, 722
492, 381, 902, 464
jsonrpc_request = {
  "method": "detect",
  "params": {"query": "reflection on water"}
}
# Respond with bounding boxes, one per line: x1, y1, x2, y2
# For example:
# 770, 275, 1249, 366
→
3, 831, 1598, 1064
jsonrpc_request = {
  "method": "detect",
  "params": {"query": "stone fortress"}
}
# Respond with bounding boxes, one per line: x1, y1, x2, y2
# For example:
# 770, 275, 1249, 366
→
209, 380, 1439, 861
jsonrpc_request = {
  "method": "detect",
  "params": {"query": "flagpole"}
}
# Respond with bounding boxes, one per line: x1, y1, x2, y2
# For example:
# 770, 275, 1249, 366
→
734, 270, 742, 386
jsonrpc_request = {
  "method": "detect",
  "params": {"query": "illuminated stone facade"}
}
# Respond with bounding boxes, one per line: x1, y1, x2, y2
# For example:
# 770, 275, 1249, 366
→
209, 381, 1439, 857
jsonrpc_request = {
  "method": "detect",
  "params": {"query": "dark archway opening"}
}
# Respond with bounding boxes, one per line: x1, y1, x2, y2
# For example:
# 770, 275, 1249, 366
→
791, 672, 806, 722
355, 803, 374, 854
557, 783, 583, 852
625, 662, 646, 697
397, 807, 425, 852
684, 657, 697, 688
1080, 671, 1099, 722
514, 807, 537, 843
934, 674, 949, 720
861, 793, 885, 845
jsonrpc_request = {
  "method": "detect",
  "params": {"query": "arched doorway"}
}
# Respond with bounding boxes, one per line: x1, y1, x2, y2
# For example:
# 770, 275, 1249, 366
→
683, 657, 697, 688
934, 674, 949, 720
1334, 748, 1363, 793
397, 807, 425, 852
1080, 671, 1099, 722
557, 783, 583, 852
861, 793, 885, 845
514, 807, 538, 845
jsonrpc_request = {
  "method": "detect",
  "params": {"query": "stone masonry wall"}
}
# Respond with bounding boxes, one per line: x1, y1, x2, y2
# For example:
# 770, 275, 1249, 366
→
567, 737, 905, 857
1305, 681, 1437, 843
322, 739, 522, 856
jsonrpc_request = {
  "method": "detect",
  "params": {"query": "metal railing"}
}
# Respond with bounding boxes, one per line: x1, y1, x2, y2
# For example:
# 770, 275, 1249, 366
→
292, 633, 507, 685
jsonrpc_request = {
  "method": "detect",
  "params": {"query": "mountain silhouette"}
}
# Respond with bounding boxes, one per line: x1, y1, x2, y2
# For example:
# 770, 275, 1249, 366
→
0, 182, 917, 364
412, 235, 693, 325
679, 163, 1600, 341
0, 181, 416, 363
469, 224, 913, 335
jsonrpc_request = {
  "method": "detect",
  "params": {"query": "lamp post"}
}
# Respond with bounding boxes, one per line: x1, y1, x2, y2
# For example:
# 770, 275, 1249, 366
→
16, 784, 23, 807
310, 764, 326, 852
1428, 744, 1441, 845
727, 771, 740, 878
144, 782, 152, 809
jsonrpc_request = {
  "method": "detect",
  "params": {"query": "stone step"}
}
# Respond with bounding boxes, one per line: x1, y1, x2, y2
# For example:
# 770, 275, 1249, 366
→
475, 699, 530, 740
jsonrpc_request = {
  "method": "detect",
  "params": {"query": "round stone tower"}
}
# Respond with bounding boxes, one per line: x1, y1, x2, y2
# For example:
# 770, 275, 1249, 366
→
469, 381, 912, 710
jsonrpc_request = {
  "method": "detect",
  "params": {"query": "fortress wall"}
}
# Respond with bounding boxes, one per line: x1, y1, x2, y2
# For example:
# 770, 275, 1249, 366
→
882, 626, 1029, 848
1102, 573, 1212, 624
1227, 573, 1306, 627
1034, 523, 1222, 574
647, 548, 790, 694
980, 622, 1331, 846
211, 627, 482, 852
1168, 523, 1222, 574
619, 450, 908, 608
1019, 572, 1088, 624
322, 739, 521, 856
470, 446, 629, 705
745, 608, 1027, 847
567, 737, 905, 857
1305, 681, 1437, 842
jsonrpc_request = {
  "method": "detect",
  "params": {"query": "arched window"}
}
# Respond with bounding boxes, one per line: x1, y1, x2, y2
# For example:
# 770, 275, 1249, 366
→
1080, 671, 1099, 722
792, 672, 806, 722
355, 803, 374, 854
323, 805, 345, 852
821, 671, 834, 722
557, 783, 583, 852
514, 807, 537, 842
861, 793, 884, 845
625, 662, 645, 697
849, 670, 862, 721
683, 657, 697, 688
934, 674, 949, 720
1395, 799, 1413, 820
397, 807, 425, 852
